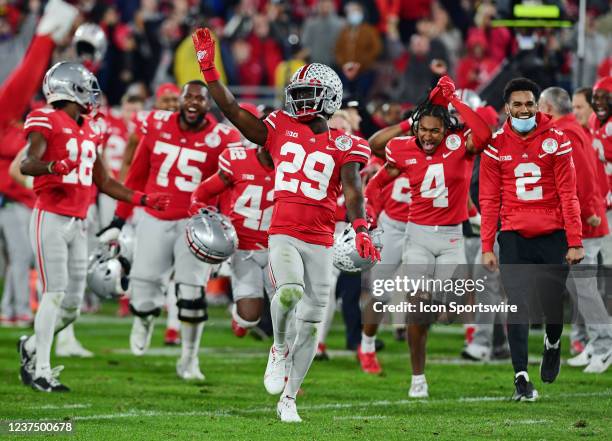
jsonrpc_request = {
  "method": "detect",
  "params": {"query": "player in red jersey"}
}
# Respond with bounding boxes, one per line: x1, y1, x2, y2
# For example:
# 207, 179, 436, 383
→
192, 28, 379, 422
480, 78, 584, 402
99, 80, 242, 380
539, 87, 612, 374
119, 83, 181, 182
364, 76, 491, 397
16, 62, 170, 393
190, 144, 275, 337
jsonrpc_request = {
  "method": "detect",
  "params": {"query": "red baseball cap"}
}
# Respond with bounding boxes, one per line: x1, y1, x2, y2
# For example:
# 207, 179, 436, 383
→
593, 76, 612, 93
155, 83, 180, 99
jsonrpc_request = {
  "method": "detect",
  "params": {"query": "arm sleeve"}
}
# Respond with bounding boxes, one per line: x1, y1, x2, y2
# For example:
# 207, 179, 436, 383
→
263, 111, 280, 154
342, 137, 371, 167
216, 149, 236, 184
0, 35, 55, 128
553, 136, 583, 247
191, 172, 229, 205
450, 97, 492, 150
23, 110, 53, 139
115, 137, 152, 219
479, 145, 502, 253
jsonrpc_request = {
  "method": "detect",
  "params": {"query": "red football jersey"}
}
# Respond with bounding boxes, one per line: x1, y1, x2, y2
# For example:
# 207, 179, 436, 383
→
365, 156, 410, 223
218, 146, 275, 250
263, 110, 370, 246
130, 109, 151, 138
385, 131, 473, 226
102, 109, 129, 177
590, 114, 612, 200
24, 108, 102, 218
479, 113, 582, 253
116, 111, 241, 220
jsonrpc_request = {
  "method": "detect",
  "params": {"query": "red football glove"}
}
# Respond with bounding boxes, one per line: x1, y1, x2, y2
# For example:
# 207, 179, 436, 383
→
134, 192, 171, 211
355, 231, 381, 262
436, 75, 456, 100
50, 158, 78, 175
191, 28, 220, 82
365, 203, 378, 230
188, 201, 206, 217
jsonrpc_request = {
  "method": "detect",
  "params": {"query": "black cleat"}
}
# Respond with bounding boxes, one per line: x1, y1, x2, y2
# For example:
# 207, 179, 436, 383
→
31, 367, 70, 392
512, 374, 538, 402
540, 338, 561, 383
17, 336, 35, 386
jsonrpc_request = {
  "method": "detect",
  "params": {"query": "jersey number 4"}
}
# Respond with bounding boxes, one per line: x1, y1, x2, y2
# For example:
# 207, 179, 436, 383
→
153, 141, 207, 192
63, 138, 96, 186
275, 142, 334, 201
234, 185, 274, 231
420, 164, 448, 207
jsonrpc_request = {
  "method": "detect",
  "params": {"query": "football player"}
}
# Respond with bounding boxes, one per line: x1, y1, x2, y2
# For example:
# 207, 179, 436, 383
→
17, 62, 170, 392
189, 141, 275, 337
192, 28, 379, 422
480, 78, 584, 401
98, 80, 242, 381
365, 76, 491, 397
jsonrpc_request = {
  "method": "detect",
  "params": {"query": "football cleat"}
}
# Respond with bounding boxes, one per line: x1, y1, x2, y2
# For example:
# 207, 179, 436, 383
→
176, 358, 205, 381
55, 334, 93, 358
583, 351, 611, 374
461, 343, 490, 362
540, 337, 561, 383
130, 315, 155, 356
314, 343, 329, 361
264, 345, 288, 395
231, 319, 248, 338
31, 366, 70, 392
357, 345, 382, 374
277, 396, 302, 423
567, 349, 591, 367
512, 374, 538, 402
17, 336, 36, 386
409, 379, 429, 398
164, 328, 181, 346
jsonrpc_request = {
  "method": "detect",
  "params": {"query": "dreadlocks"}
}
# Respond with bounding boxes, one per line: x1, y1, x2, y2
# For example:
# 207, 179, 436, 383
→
411, 100, 461, 134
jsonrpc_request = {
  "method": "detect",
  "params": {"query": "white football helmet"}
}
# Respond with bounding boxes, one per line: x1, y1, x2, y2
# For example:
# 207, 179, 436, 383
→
73, 23, 108, 65
333, 226, 383, 273
42, 61, 101, 111
285, 63, 343, 118
449, 89, 484, 112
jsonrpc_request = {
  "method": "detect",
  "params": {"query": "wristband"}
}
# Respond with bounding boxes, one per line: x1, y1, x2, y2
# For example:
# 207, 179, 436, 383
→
352, 218, 368, 231
203, 68, 220, 82
131, 191, 146, 206
399, 119, 411, 133
47, 161, 55, 174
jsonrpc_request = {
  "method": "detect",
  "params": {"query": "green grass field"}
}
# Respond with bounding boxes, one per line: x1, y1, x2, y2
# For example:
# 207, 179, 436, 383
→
0, 302, 610, 440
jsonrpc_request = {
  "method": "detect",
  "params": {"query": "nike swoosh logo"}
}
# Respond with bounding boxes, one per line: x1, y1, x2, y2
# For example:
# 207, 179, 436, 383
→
325, 147, 336, 151
442, 152, 453, 159
195, 142, 206, 147
538, 153, 548, 159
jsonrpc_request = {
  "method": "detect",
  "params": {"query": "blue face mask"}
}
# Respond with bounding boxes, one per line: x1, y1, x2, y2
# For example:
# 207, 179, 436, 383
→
510, 115, 536, 133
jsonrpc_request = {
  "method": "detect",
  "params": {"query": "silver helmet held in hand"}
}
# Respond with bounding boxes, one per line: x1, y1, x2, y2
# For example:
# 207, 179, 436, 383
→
73, 23, 108, 65
186, 207, 238, 264
333, 226, 383, 273
87, 242, 130, 299
42, 61, 101, 111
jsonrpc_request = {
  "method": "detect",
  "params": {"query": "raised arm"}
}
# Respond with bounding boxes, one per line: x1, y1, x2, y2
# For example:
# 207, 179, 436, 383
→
368, 120, 411, 159
192, 28, 268, 147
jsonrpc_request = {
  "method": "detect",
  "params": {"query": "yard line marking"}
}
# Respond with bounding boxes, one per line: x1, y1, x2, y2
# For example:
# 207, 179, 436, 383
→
70, 390, 612, 421
334, 415, 388, 420
28, 404, 92, 410
504, 419, 551, 426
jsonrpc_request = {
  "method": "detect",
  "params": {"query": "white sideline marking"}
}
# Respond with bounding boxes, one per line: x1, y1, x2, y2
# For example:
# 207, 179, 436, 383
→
71, 390, 612, 421
29, 404, 92, 410
334, 415, 388, 420
504, 419, 551, 426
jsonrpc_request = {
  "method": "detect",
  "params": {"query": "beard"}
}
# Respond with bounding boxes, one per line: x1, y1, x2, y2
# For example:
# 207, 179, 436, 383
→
180, 110, 205, 127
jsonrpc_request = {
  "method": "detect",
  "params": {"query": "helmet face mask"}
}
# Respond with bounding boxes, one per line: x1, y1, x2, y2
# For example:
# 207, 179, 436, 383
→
285, 63, 343, 119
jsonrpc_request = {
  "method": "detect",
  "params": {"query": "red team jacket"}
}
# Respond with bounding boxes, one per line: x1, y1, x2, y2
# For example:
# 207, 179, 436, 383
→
479, 113, 582, 253
24, 108, 103, 219
217, 146, 275, 250
116, 110, 241, 220
263, 110, 370, 246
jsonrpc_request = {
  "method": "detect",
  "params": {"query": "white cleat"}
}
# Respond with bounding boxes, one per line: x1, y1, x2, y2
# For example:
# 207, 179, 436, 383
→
567, 350, 591, 367
264, 345, 288, 395
409, 380, 429, 398
55, 338, 93, 358
583, 352, 611, 374
277, 396, 302, 423
176, 358, 205, 381
461, 343, 491, 362
130, 316, 155, 356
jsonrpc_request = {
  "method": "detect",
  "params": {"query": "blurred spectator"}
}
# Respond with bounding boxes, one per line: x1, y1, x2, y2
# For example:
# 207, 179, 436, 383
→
223, 0, 257, 40
174, 27, 227, 87
571, 12, 610, 87
396, 0, 432, 43
430, 1, 462, 76
455, 29, 498, 91
472, 3, 514, 64
301, 0, 344, 66
335, 1, 382, 100
0, 0, 39, 83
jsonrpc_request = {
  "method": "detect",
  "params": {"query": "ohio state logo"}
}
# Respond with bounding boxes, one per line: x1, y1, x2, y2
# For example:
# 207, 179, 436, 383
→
205, 132, 221, 148
541, 138, 558, 154
335, 135, 353, 151
445, 134, 461, 150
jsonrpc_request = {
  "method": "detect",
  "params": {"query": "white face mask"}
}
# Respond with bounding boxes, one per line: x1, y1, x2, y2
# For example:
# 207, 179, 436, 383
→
347, 11, 363, 26
510, 115, 537, 133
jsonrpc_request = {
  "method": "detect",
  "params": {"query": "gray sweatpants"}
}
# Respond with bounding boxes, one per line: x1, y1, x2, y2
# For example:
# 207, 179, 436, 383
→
0, 202, 34, 318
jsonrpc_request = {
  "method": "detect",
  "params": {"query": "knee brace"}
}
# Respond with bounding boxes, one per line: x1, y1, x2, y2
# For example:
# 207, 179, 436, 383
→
275, 283, 304, 311
176, 283, 208, 323
129, 303, 162, 318
231, 303, 260, 329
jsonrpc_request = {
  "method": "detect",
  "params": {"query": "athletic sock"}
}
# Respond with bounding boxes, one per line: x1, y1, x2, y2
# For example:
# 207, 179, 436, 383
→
34, 292, 64, 378
270, 294, 291, 351
515, 370, 529, 382
180, 322, 204, 362
411, 374, 426, 385
361, 332, 376, 353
